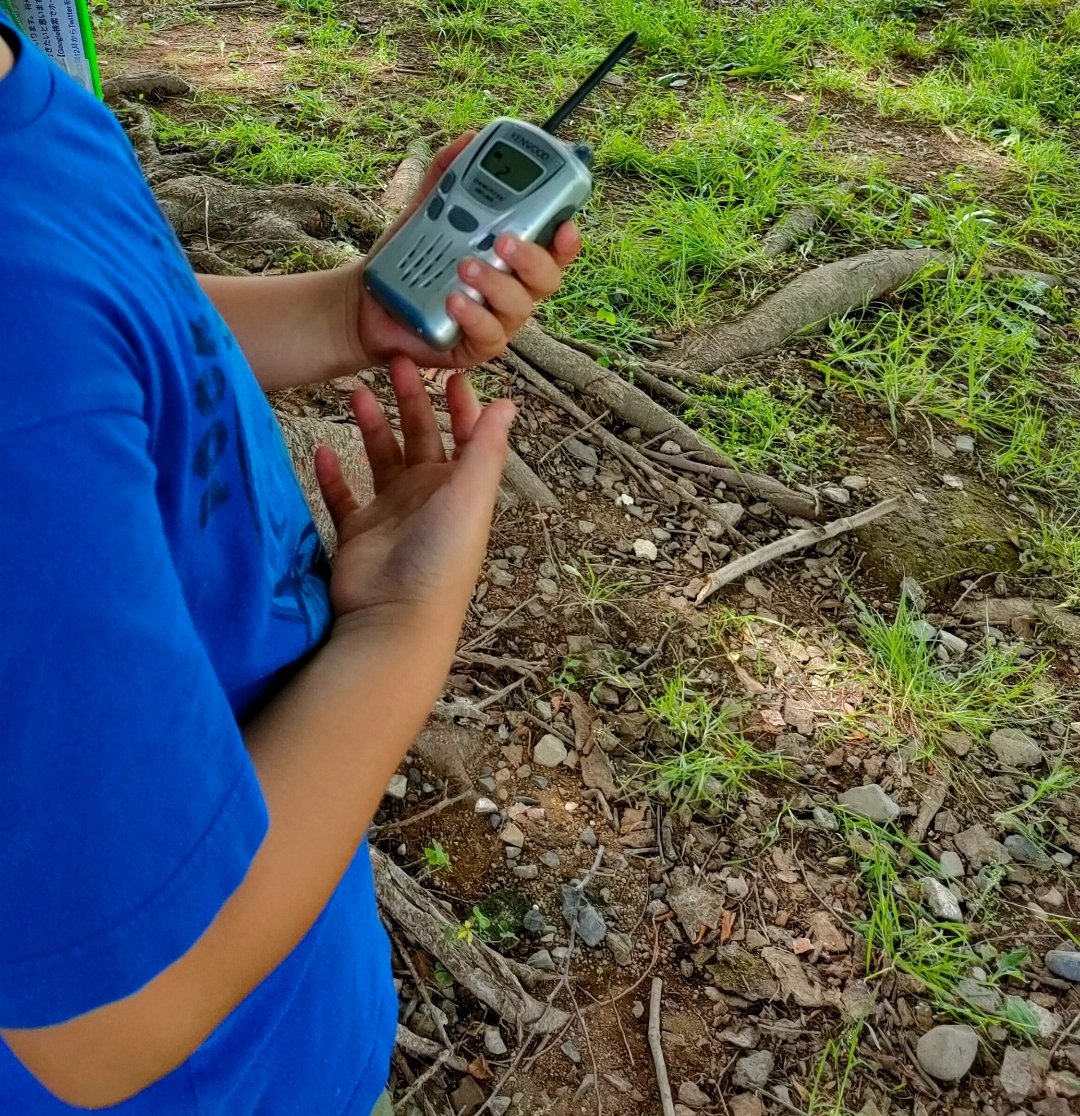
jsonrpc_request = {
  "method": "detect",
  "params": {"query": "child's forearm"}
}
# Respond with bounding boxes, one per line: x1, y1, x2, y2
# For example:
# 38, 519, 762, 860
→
198, 265, 366, 391
2, 604, 460, 1109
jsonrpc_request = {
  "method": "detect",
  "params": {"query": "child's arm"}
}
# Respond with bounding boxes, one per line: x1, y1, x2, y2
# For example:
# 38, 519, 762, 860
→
199, 136, 580, 392
2, 365, 510, 1108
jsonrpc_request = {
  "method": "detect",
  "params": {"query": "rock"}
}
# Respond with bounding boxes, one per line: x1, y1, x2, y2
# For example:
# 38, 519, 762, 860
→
920, 878, 963, 921
504, 846, 521, 860
527, 948, 556, 972
938, 850, 965, 879
783, 698, 815, 736
660, 440, 682, 455
606, 929, 633, 966
989, 728, 1045, 768
1004, 997, 1060, 1038
822, 484, 850, 506
632, 538, 658, 561
838, 784, 901, 824
935, 808, 961, 834
1004, 833, 1053, 867
954, 824, 1010, 869
712, 501, 745, 528
1046, 949, 1080, 981
385, 773, 408, 800
708, 945, 780, 1002
533, 734, 569, 767
762, 947, 831, 1008
522, 908, 546, 934
539, 850, 561, 870
580, 825, 598, 848
450, 1075, 486, 1116
561, 1040, 582, 1064
954, 434, 976, 453
941, 731, 973, 756
725, 875, 750, 900
484, 1025, 508, 1057
489, 1097, 511, 1116
941, 474, 964, 490
668, 866, 727, 937
729, 1095, 764, 1116
916, 1024, 979, 1082
813, 806, 839, 831
580, 745, 617, 797
807, 911, 849, 953
957, 977, 1002, 1013
842, 475, 869, 491
930, 438, 954, 460
998, 1047, 1049, 1103
474, 796, 499, 815
564, 437, 598, 467
499, 822, 525, 848
938, 630, 968, 656
677, 1082, 712, 1109
513, 864, 539, 880
911, 619, 937, 642
733, 1051, 775, 1090
561, 885, 607, 947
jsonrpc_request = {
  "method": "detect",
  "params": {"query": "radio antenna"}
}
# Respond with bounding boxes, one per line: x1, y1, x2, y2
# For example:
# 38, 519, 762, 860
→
541, 32, 637, 135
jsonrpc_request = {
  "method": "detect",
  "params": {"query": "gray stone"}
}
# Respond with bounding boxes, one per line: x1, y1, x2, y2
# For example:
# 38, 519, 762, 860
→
539, 849, 562, 870
504, 846, 520, 860
733, 1051, 775, 1090
729, 1095, 764, 1116
513, 864, 539, 881
677, 1082, 712, 1109
813, 806, 839, 832
954, 434, 976, 453
920, 878, 963, 921
561, 885, 607, 947
561, 1040, 582, 1064
916, 1024, 979, 1082
821, 485, 850, 506
450, 1075, 486, 1116
385, 773, 409, 800
522, 908, 546, 934
533, 734, 569, 768
842, 475, 869, 491
607, 929, 634, 966
934, 808, 961, 834
527, 948, 556, 972
712, 501, 745, 528
938, 850, 965, 879
998, 1046, 1049, 1103
989, 728, 1045, 768
941, 731, 973, 756
474, 797, 499, 815
911, 619, 938, 642
1003, 833, 1053, 867
838, 784, 901, 824
484, 1025, 508, 1057
499, 822, 525, 848
580, 825, 598, 847
489, 1098, 511, 1116
955, 824, 1011, 869
632, 538, 658, 562
939, 630, 969, 656
1046, 949, 1080, 982
564, 437, 598, 467
957, 977, 1001, 1013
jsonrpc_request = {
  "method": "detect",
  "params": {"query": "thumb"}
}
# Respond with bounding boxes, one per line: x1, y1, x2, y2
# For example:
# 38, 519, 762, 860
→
390, 133, 476, 226
446, 399, 516, 508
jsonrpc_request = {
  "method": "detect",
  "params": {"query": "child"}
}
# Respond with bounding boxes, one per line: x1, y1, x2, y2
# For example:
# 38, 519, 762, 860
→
0, 15, 578, 1113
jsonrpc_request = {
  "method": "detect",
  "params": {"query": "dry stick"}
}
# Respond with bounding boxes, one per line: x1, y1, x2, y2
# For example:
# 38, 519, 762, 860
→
695, 496, 903, 605
396, 940, 454, 1051
393, 1048, 453, 1111
371, 790, 473, 833
395, 1025, 469, 1072
900, 777, 949, 865
647, 978, 676, 1116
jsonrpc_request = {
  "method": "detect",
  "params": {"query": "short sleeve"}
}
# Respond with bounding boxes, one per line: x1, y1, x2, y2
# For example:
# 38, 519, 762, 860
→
0, 405, 269, 1028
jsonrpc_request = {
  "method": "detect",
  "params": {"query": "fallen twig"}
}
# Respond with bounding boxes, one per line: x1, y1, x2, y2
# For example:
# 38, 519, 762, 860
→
901, 776, 948, 864
647, 978, 676, 1116
695, 496, 903, 604
393, 1048, 453, 1112
372, 790, 472, 833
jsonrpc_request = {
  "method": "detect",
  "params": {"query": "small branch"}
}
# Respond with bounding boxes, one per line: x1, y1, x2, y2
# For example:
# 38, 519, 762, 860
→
647, 978, 676, 1116
395, 1025, 469, 1072
695, 496, 903, 604
372, 790, 473, 833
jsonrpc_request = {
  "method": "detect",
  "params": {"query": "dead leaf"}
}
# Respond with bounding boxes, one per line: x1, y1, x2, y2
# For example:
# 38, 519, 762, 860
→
792, 937, 814, 955
467, 1055, 493, 1081
721, 909, 736, 944
668, 866, 727, 938
761, 946, 839, 1008
580, 745, 618, 798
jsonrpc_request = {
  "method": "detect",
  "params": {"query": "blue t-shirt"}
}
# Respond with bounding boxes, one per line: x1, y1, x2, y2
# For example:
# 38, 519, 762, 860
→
0, 21, 395, 1114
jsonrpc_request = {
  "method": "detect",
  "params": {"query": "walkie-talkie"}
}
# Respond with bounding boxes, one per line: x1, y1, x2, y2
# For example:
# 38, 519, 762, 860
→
363, 34, 637, 350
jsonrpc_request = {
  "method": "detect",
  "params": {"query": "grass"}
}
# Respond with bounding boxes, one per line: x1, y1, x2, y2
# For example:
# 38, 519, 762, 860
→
560, 556, 638, 626
1018, 516, 1080, 606
635, 672, 788, 813
850, 593, 1052, 752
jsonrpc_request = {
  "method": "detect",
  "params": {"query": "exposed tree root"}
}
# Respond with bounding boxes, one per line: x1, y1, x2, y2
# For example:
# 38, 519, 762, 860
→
670, 248, 947, 371
379, 138, 431, 218
102, 71, 190, 104
979, 264, 1079, 291
371, 848, 571, 1034
760, 204, 822, 258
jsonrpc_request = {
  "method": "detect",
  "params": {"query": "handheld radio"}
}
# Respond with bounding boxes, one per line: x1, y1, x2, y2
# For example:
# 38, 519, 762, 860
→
363, 33, 637, 351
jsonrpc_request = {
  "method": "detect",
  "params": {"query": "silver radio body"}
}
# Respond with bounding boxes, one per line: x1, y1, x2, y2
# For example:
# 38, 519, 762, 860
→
363, 118, 593, 351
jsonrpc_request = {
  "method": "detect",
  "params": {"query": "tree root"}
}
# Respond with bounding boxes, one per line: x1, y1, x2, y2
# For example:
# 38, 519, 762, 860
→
379, 138, 431, 218
102, 71, 190, 104
978, 264, 1079, 291
371, 848, 571, 1034
670, 248, 947, 371
760, 204, 822, 258
509, 322, 821, 518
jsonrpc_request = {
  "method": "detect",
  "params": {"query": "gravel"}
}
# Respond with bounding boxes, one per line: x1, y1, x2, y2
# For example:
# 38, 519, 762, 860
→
837, 784, 901, 823
1045, 949, 1080, 981
920, 878, 963, 922
533, 734, 569, 767
733, 1051, 775, 1090
916, 1024, 979, 1081
988, 727, 1045, 768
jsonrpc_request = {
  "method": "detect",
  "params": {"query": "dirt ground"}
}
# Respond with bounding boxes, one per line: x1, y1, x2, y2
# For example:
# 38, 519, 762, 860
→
95, 3, 1080, 1114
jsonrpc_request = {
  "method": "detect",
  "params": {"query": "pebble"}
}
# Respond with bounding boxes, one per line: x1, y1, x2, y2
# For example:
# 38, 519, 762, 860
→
489, 1098, 511, 1116
954, 434, 976, 453
504, 846, 521, 860
474, 797, 499, 815
513, 864, 539, 880
910, 619, 938, 642
940, 732, 972, 757
677, 1082, 712, 1109
539, 850, 562, 870
930, 438, 954, 460
499, 823, 525, 848
527, 948, 556, 972
998, 1046, 1049, 1103
712, 501, 745, 528
632, 538, 659, 561
916, 1024, 979, 1081
837, 784, 901, 824
733, 1051, 775, 1090
580, 825, 598, 848
941, 474, 964, 490
989, 727, 1045, 768
821, 484, 850, 505
385, 774, 408, 800
564, 437, 598, 467
729, 1096, 764, 1116
842, 475, 869, 491
954, 824, 1010, 868
1046, 949, 1080, 982
561, 884, 607, 946
1004, 834, 1053, 866
522, 908, 546, 934
661, 440, 682, 455
938, 850, 965, 879
938, 630, 968, 656
957, 976, 1001, 1013
561, 1040, 582, 1065
813, 806, 839, 831
607, 929, 633, 966
484, 1025, 508, 1057
920, 878, 963, 922
533, 734, 569, 768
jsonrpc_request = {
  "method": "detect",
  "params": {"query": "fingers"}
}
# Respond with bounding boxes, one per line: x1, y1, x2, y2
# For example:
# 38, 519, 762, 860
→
446, 373, 483, 456
432, 132, 475, 174
494, 235, 565, 300
459, 257, 533, 325
549, 222, 583, 270
447, 290, 506, 355
389, 356, 446, 467
314, 444, 362, 534
447, 399, 517, 509
352, 386, 403, 492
